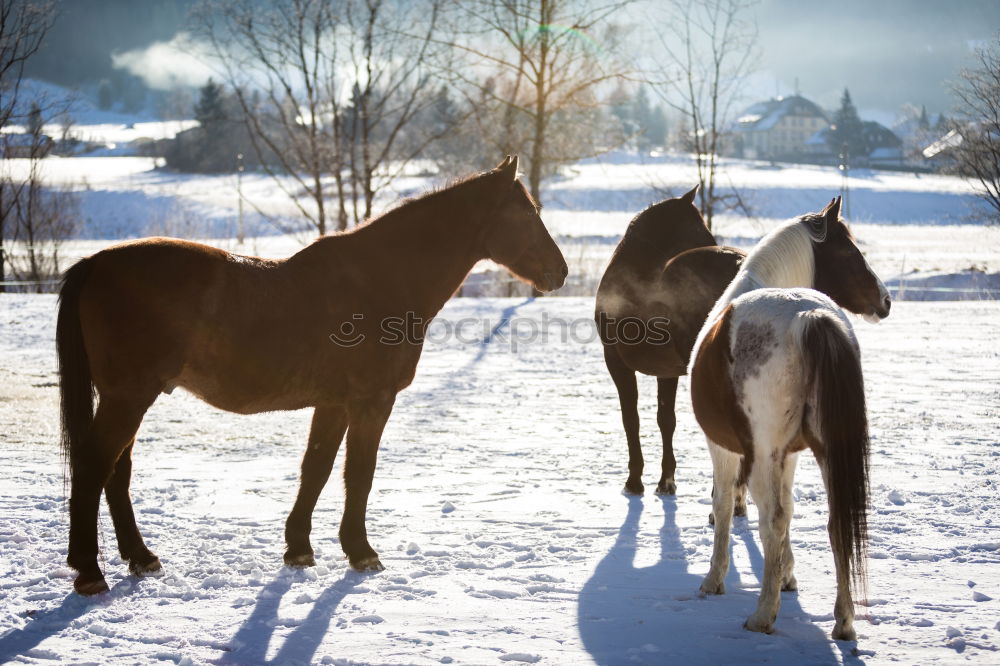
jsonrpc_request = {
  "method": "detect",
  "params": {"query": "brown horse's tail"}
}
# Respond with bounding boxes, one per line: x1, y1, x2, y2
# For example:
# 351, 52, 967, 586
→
801, 312, 870, 597
57, 257, 96, 484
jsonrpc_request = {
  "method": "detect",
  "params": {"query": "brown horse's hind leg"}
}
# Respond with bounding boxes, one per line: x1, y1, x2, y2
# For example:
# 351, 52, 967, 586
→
655, 377, 678, 495
284, 405, 349, 567
68, 393, 155, 595
604, 345, 643, 495
105, 440, 160, 576
339, 394, 395, 572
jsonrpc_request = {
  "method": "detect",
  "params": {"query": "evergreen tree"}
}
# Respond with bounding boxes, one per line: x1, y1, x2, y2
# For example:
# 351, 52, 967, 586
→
608, 80, 632, 129
195, 78, 227, 128
27, 103, 43, 136
632, 86, 652, 149
918, 105, 930, 131
827, 88, 867, 163
97, 79, 113, 111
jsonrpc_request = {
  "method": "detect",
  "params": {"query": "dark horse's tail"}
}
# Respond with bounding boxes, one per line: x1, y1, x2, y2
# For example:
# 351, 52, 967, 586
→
802, 312, 870, 598
58, 258, 96, 483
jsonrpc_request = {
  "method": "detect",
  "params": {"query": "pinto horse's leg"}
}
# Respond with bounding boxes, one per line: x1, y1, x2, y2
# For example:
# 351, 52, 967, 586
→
284, 405, 349, 567
700, 441, 740, 595
68, 393, 155, 595
744, 453, 797, 634
655, 377, 678, 495
339, 394, 395, 572
604, 346, 643, 495
105, 439, 160, 576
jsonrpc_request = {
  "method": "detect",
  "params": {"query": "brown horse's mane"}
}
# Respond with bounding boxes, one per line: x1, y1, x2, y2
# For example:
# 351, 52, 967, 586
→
348, 169, 500, 232
354, 169, 536, 231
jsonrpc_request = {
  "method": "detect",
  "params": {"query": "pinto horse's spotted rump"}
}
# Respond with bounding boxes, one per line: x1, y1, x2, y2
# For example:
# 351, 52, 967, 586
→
57, 156, 567, 596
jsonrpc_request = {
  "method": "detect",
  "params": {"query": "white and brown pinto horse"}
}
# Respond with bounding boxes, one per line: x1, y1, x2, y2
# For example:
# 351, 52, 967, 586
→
689, 197, 890, 640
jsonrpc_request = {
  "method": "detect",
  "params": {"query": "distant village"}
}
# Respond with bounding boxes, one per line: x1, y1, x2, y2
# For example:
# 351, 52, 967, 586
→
723, 90, 958, 172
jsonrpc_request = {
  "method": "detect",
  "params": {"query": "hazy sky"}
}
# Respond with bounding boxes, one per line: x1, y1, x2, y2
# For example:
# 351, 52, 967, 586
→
25, 0, 1000, 123
754, 0, 1000, 117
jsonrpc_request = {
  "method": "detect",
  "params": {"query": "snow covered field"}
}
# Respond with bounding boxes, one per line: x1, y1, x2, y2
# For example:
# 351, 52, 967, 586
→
1, 295, 998, 665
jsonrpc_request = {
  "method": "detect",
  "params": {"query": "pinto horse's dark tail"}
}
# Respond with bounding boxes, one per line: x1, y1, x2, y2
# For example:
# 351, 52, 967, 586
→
58, 258, 96, 485
802, 313, 870, 598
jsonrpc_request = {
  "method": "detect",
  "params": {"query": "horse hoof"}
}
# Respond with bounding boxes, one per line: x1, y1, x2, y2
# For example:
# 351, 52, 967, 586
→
284, 552, 316, 568
734, 504, 747, 518
743, 616, 774, 634
699, 578, 725, 596
782, 576, 798, 592
832, 623, 856, 641
655, 480, 677, 496
623, 481, 644, 496
708, 512, 715, 526
350, 555, 384, 572
74, 574, 110, 596
129, 556, 163, 577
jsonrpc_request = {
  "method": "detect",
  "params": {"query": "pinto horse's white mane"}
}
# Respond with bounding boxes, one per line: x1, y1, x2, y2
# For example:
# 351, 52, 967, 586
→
704, 218, 816, 328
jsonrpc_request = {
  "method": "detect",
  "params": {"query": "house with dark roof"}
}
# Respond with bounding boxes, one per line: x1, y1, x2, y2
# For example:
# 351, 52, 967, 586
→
727, 95, 830, 161
809, 121, 904, 167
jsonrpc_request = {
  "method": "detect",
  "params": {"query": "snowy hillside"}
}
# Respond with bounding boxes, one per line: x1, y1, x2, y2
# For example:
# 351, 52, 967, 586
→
1, 296, 998, 664
2, 150, 998, 298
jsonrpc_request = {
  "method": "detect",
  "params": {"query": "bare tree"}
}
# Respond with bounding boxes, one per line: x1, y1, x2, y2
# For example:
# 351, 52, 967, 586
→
197, 0, 450, 235
952, 33, 1000, 222
651, 0, 758, 230
1, 0, 56, 291
1, 121, 79, 291
448, 0, 633, 205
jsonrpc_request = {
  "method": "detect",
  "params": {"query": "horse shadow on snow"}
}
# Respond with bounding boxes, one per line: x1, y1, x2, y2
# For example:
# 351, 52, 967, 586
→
577, 496, 865, 665
219, 569, 366, 665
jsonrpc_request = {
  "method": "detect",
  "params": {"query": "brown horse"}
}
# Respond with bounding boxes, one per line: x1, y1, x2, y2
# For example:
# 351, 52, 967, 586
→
595, 186, 744, 495
690, 197, 890, 639
57, 156, 567, 595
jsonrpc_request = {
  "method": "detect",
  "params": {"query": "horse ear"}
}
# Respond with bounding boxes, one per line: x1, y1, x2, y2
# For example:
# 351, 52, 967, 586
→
494, 155, 518, 181
822, 195, 842, 223
680, 183, 699, 204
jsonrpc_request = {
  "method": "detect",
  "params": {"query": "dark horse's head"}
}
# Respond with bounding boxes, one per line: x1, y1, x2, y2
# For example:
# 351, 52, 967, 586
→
627, 184, 714, 254
483, 156, 567, 292
803, 196, 891, 321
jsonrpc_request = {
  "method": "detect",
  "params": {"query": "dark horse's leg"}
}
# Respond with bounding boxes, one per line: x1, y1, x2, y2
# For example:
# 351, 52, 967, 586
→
105, 439, 161, 575
655, 377, 679, 495
340, 394, 395, 571
284, 404, 349, 567
604, 345, 643, 495
68, 392, 155, 595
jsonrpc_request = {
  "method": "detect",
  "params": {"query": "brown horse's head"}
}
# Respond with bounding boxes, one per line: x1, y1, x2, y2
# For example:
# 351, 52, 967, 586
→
483, 156, 568, 292
805, 196, 891, 321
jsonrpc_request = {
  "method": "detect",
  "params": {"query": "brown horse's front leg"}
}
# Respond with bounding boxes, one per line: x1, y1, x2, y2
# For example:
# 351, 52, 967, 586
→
604, 346, 644, 494
655, 377, 678, 495
340, 394, 395, 571
284, 405, 348, 567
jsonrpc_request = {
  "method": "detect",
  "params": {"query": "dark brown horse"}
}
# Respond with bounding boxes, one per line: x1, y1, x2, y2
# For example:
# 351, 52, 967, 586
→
595, 186, 744, 495
57, 156, 567, 595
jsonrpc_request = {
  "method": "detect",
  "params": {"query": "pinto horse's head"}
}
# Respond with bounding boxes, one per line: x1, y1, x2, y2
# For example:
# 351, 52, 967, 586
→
804, 196, 891, 321
484, 156, 568, 293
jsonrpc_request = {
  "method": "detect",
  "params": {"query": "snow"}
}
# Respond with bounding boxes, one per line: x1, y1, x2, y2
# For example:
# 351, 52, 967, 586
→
1, 295, 998, 664
3, 150, 998, 300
